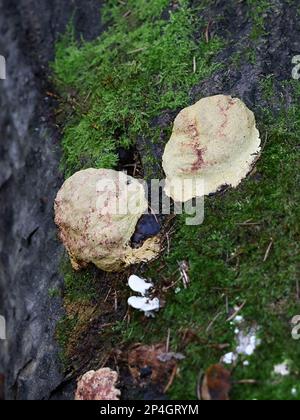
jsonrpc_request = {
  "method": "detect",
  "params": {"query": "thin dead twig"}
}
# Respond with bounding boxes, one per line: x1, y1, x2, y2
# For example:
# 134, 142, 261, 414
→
204, 20, 212, 43
166, 328, 171, 353
178, 260, 190, 289
114, 290, 118, 311
104, 287, 112, 302
123, 10, 131, 18
196, 370, 204, 400
226, 301, 246, 322
164, 365, 178, 393
193, 56, 197, 73
234, 379, 258, 385
128, 47, 147, 55
206, 311, 223, 333
263, 238, 274, 262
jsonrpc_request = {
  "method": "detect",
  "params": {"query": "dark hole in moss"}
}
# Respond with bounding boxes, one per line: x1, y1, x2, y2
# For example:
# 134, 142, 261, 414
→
117, 146, 136, 174
131, 214, 162, 248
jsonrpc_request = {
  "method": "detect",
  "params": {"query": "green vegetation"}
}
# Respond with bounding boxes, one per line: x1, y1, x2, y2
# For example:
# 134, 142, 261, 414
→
53, 0, 224, 369
230, 0, 272, 68
53, 0, 222, 178
56, 314, 79, 366
122, 81, 300, 399
55, 259, 99, 366
247, 0, 271, 40
60, 258, 98, 303
53, 0, 300, 400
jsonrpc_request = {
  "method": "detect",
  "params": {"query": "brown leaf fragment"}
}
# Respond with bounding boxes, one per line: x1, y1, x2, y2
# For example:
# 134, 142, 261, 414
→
128, 343, 178, 388
200, 364, 231, 401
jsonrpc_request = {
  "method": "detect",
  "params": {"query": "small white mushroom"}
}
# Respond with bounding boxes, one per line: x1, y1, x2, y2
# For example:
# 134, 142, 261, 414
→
128, 296, 160, 316
273, 362, 290, 377
236, 327, 261, 357
221, 352, 238, 365
291, 387, 297, 396
221, 322, 260, 365
128, 275, 153, 296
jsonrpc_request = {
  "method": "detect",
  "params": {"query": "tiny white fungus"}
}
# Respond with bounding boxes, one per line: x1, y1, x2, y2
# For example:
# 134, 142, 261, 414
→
221, 352, 238, 365
236, 327, 261, 357
127, 296, 160, 316
128, 275, 153, 296
273, 362, 290, 377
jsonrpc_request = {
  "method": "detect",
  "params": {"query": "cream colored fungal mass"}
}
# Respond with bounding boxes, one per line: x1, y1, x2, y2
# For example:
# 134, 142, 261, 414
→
162, 95, 261, 202
54, 168, 160, 272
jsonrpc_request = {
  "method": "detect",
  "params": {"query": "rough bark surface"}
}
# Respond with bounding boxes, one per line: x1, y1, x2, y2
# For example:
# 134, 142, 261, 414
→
0, 0, 299, 400
0, 0, 103, 400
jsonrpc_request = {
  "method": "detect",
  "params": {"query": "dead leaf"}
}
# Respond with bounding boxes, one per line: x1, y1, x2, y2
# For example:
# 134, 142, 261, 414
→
157, 352, 185, 363
200, 364, 231, 401
128, 343, 178, 387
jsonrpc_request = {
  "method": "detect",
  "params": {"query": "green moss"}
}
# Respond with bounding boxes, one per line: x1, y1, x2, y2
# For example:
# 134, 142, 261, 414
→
53, 0, 223, 177
230, 0, 271, 68
118, 79, 300, 400
56, 314, 78, 367
53, 0, 224, 370
55, 259, 98, 366
247, 0, 271, 40
60, 258, 98, 303
48, 288, 60, 298
53, 0, 300, 400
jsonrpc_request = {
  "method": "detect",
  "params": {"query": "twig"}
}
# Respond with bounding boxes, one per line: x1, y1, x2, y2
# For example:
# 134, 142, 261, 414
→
162, 280, 179, 292
178, 260, 190, 289
237, 220, 261, 226
104, 287, 112, 302
263, 238, 273, 262
164, 365, 177, 393
196, 370, 204, 400
100, 322, 115, 329
166, 328, 171, 353
100, 352, 112, 368
204, 21, 212, 43
226, 301, 246, 322
122, 309, 130, 322
166, 232, 170, 254
123, 10, 131, 18
260, 132, 269, 153
234, 379, 258, 385
193, 56, 197, 73
114, 290, 118, 311
157, 263, 167, 273
206, 312, 222, 333
114, 355, 119, 374
225, 295, 229, 315
46, 91, 59, 99
149, 205, 159, 225
83, 91, 91, 104
227, 249, 244, 262
128, 47, 147, 55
